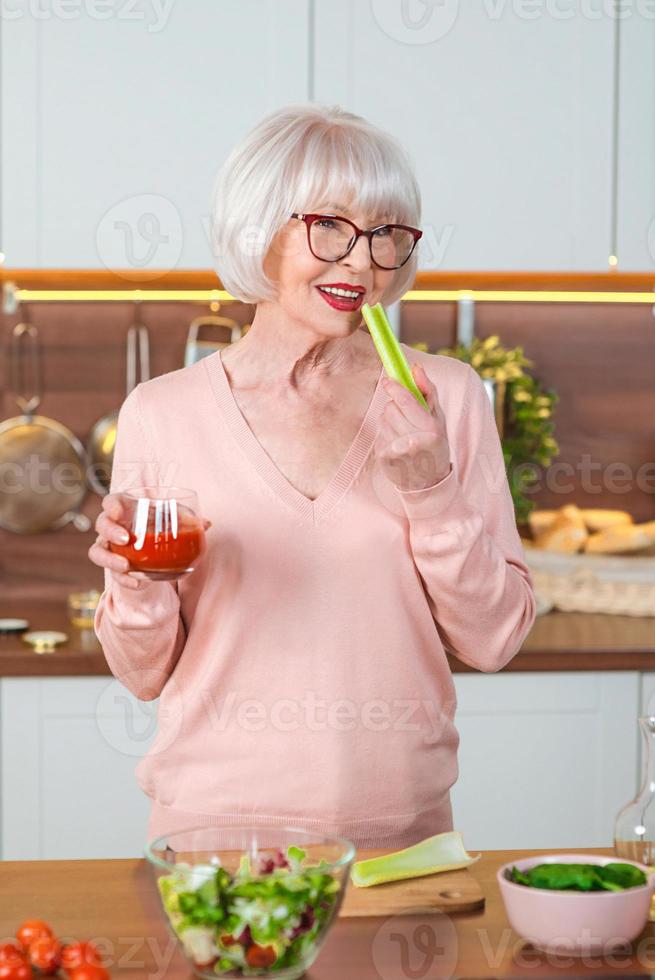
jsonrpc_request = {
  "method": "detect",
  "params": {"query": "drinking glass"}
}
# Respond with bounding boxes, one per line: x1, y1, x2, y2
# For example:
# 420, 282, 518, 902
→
109, 487, 206, 581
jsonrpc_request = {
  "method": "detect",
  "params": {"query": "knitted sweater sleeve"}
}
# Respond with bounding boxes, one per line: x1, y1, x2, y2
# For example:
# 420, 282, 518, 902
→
93, 385, 186, 700
394, 363, 536, 672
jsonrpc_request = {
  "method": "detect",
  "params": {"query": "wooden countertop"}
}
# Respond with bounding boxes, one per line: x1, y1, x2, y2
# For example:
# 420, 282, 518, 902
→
1, 599, 654, 677
2, 846, 654, 978
0, 599, 110, 677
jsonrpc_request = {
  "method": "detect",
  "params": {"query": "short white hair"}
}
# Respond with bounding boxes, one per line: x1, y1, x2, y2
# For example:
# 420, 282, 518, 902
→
209, 103, 421, 306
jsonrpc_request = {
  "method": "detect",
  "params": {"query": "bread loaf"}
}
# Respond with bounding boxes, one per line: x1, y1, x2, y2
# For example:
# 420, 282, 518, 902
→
528, 509, 557, 536
584, 523, 655, 554
579, 509, 633, 532
534, 504, 588, 553
530, 505, 636, 541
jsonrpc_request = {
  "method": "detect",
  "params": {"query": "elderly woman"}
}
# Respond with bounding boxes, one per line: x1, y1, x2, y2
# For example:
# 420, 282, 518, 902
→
91, 103, 536, 849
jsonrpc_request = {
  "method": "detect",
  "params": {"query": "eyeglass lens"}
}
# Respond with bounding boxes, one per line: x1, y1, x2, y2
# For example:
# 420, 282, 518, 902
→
309, 217, 415, 269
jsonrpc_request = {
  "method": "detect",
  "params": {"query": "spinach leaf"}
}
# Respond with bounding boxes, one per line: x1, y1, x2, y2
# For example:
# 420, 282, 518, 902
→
508, 862, 647, 891
597, 863, 647, 889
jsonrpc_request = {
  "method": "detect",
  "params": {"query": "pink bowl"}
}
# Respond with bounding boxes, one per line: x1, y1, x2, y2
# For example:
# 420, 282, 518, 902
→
497, 853, 655, 956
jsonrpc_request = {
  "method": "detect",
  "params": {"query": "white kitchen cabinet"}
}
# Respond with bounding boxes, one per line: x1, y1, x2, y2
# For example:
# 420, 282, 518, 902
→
1, 2, 310, 267
636, 673, 655, 794
617, 16, 655, 270
640, 674, 655, 717
4, 3, 651, 273
0, 670, 643, 858
1, 677, 154, 860
314, 1, 615, 270
450, 671, 640, 850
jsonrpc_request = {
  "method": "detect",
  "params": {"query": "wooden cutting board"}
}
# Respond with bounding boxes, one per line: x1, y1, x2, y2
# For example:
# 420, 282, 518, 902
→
339, 849, 485, 916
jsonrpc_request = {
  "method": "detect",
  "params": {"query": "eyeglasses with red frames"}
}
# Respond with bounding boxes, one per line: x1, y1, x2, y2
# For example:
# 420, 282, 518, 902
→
291, 212, 422, 271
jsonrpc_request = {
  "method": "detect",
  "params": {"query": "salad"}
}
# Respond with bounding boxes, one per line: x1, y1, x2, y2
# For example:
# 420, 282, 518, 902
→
157, 844, 340, 975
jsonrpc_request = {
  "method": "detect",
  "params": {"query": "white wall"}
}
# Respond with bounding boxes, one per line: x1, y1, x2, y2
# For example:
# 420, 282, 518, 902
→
2, 0, 653, 271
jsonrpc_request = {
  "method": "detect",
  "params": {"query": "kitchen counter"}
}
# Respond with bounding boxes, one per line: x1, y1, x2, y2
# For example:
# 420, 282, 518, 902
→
0, 599, 109, 677
2, 846, 654, 977
1, 599, 655, 676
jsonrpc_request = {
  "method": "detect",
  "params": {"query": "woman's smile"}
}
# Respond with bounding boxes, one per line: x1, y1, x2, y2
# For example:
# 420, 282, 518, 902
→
315, 281, 367, 312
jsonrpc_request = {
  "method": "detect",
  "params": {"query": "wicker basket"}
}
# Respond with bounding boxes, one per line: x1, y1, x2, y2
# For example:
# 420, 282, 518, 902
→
523, 545, 655, 617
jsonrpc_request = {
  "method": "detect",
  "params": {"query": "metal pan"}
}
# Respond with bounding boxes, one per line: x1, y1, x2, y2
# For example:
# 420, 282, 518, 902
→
184, 314, 242, 366
0, 320, 91, 533
457, 296, 505, 437
86, 313, 150, 496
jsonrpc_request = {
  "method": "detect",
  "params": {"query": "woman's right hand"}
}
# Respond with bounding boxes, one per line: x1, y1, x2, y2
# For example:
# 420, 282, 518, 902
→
88, 493, 151, 590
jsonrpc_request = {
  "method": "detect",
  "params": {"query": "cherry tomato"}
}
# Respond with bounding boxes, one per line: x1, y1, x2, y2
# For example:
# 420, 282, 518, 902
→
0, 959, 31, 980
0, 946, 23, 963
61, 940, 103, 974
245, 942, 276, 967
15, 918, 53, 952
29, 936, 62, 974
69, 966, 110, 980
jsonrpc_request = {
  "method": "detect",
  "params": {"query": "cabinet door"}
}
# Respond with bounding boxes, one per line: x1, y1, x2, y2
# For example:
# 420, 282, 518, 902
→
314, 1, 613, 270
636, 673, 655, 794
450, 671, 639, 849
617, 15, 655, 269
1, 677, 158, 859
2, 1, 309, 267
640, 674, 655, 717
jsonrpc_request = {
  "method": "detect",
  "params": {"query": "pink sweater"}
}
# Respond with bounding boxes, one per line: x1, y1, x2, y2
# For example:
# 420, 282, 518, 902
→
94, 344, 536, 849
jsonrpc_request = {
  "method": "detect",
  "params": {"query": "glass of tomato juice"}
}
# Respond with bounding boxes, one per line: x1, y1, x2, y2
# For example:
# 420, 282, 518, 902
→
108, 487, 206, 581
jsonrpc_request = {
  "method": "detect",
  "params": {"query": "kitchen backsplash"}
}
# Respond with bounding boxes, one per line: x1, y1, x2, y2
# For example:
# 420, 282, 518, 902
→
1, 285, 653, 601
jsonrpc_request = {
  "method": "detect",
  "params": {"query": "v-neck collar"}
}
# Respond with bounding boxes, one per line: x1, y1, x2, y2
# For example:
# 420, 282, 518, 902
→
205, 349, 386, 525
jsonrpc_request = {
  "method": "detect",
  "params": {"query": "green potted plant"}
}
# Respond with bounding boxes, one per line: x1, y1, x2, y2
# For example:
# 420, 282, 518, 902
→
410, 335, 559, 525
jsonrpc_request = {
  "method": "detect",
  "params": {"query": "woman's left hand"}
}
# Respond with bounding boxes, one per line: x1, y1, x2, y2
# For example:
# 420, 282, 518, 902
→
376, 363, 452, 492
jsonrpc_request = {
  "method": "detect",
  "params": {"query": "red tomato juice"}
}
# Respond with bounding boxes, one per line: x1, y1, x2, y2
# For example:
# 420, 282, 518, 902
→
109, 521, 204, 572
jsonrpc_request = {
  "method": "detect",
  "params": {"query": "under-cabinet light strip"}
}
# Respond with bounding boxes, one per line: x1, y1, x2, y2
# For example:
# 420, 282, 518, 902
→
6, 287, 655, 305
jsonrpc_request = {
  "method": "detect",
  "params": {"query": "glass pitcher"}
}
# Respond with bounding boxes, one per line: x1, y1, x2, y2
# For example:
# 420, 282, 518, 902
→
614, 716, 655, 864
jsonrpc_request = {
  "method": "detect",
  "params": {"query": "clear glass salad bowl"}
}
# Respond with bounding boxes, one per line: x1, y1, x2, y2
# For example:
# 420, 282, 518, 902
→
144, 823, 356, 979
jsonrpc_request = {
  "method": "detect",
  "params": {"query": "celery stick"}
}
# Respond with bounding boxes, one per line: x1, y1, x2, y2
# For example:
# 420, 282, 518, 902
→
350, 830, 480, 888
362, 302, 429, 411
